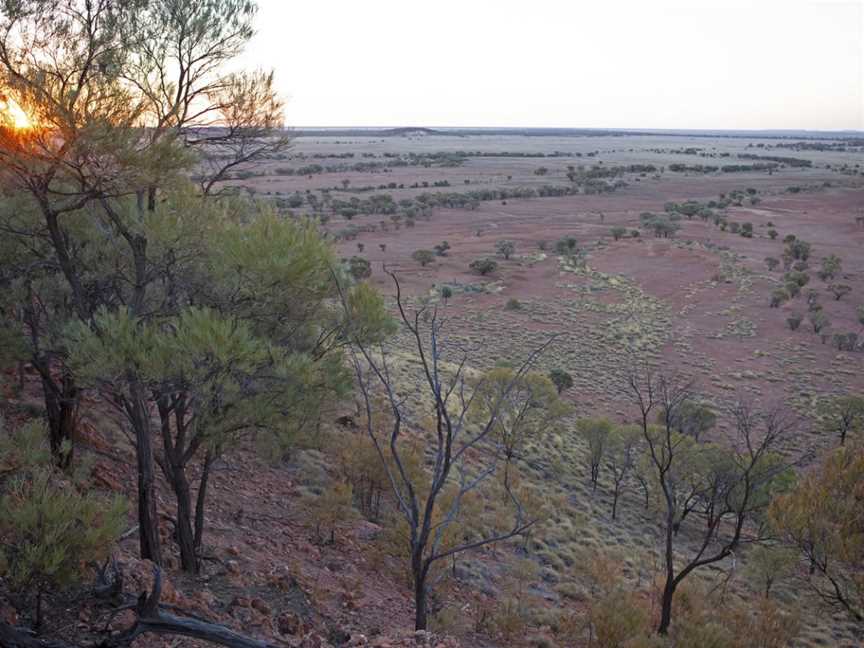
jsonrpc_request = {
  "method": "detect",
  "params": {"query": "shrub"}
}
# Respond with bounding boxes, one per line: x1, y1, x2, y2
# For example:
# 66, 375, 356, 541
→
785, 282, 801, 299
345, 256, 372, 280
412, 249, 435, 267
786, 313, 803, 331
0, 422, 126, 628
809, 311, 829, 333
765, 257, 779, 271
554, 236, 579, 255
440, 286, 453, 302
433, 241, 451, 257
470, 258, 498, 276
829, 284, 852, 301
770, 288, 789, 308
548, 369, 574, 394
505, 298, 522, 311
495, 239, 516, 260
610, 226, 627, 241
741, 222, 753, 238
768, 228, 778, 239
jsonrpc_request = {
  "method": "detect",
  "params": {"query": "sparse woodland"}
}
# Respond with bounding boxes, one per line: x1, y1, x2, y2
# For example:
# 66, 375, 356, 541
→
0, 2, 863, 648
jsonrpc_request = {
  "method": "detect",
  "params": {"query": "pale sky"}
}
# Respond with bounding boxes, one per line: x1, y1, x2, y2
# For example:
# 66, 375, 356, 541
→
239, 0, 864, 131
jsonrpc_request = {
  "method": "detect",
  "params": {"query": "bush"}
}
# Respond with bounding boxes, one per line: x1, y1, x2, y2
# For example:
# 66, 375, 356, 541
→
786, 313, 803, 331
770, 288, 789, 308
741, 222, 753, 238
610, 226, 627, 241
809, 311, 829, 333
495, 239, 516, 260
470, 258, 498, 276
765, 257, 779, 271
433, 241, 451, 257
345, 256, 372, 280
829, 284, 852, 301
548, 369, 574, 394
554, 236, 579, 255
768, 228, 778, 240
440, 286, 453, 302
505, 298, 522, 311
0, 421, 126, 628
412, 249, 435, 267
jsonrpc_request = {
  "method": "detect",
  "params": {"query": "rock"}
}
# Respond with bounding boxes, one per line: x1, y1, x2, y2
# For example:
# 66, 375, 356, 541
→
277, 611, 305, 636
250, 597, 271, 615
348, 634, 368, 646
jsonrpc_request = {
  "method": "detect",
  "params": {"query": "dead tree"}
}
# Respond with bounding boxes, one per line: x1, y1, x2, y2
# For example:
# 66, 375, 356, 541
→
626, 362, 796, 635
338, 270, 555, 630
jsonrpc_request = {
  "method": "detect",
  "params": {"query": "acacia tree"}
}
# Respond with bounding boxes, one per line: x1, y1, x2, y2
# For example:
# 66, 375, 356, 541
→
338, 271, 554, 630
771, 443, 864, 622
606, 424, 641, 519
626, 364, 795, 635
471, 368, 570, 494
0, 0, 290, 566
817, 395, 864, 446
578, 418, 613, 491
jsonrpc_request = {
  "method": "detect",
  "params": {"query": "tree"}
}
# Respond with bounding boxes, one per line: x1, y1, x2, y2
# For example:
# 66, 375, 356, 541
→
0, 420, 126, 629
809, 311, 829, 334
470, 258, 498, 276
412, 249, 435, 267
0, 0, 288, 567
433, 241, 451, 257
819, 254, 842, 281
770, 288, 789, 308
471, 368, 570, 493
625, 364, 794, 635
664, 400, 716, 441
337, 271, 553, 630
554, 236, 579, 256
346, 255, 372, 280
787, 313, 803, 331
771, 443, 864, 622
495, 239, 516, 260
548, 368, 574, 394
610, 226, 627, 241
606, 425, 641, 519
818, 395, 864, 446
578, 418, 614, 491
829, 284, 852, 301
440, 286, 453, 303
744, 544, 798, 599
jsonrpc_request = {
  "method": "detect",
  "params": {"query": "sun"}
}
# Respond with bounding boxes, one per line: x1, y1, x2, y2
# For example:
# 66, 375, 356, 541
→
0, 95, 34, 129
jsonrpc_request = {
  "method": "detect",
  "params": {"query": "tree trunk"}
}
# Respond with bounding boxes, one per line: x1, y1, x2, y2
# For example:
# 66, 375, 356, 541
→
657, 579, 676, 635
611, 487, 619, 520
413, 572, 428, 631
194, 449, 215, 555
39, 368, 78, 469
173, 470, 198, 573
130, 380, 162, 565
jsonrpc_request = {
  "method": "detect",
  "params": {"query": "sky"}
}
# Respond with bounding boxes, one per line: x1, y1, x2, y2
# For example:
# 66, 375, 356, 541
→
238, 0, 864, 131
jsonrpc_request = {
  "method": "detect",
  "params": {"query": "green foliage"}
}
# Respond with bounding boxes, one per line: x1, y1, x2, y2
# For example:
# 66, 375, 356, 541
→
412, 249, 435, 266
809, 310, 829, 334
786, 313, 803, 331
440, 286, 453, 302
495, 239, 516, 260
345, 255, 372, 281
469, 258, 498, 276
818, 395, 864, 445
610, 226, 626, 241
554, 236, 579, 256
819, 254, 842, 280
547, 368, 573, 394
577, 418, 613, 490
769, 288, 789, 308
0, 420, 126, 624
